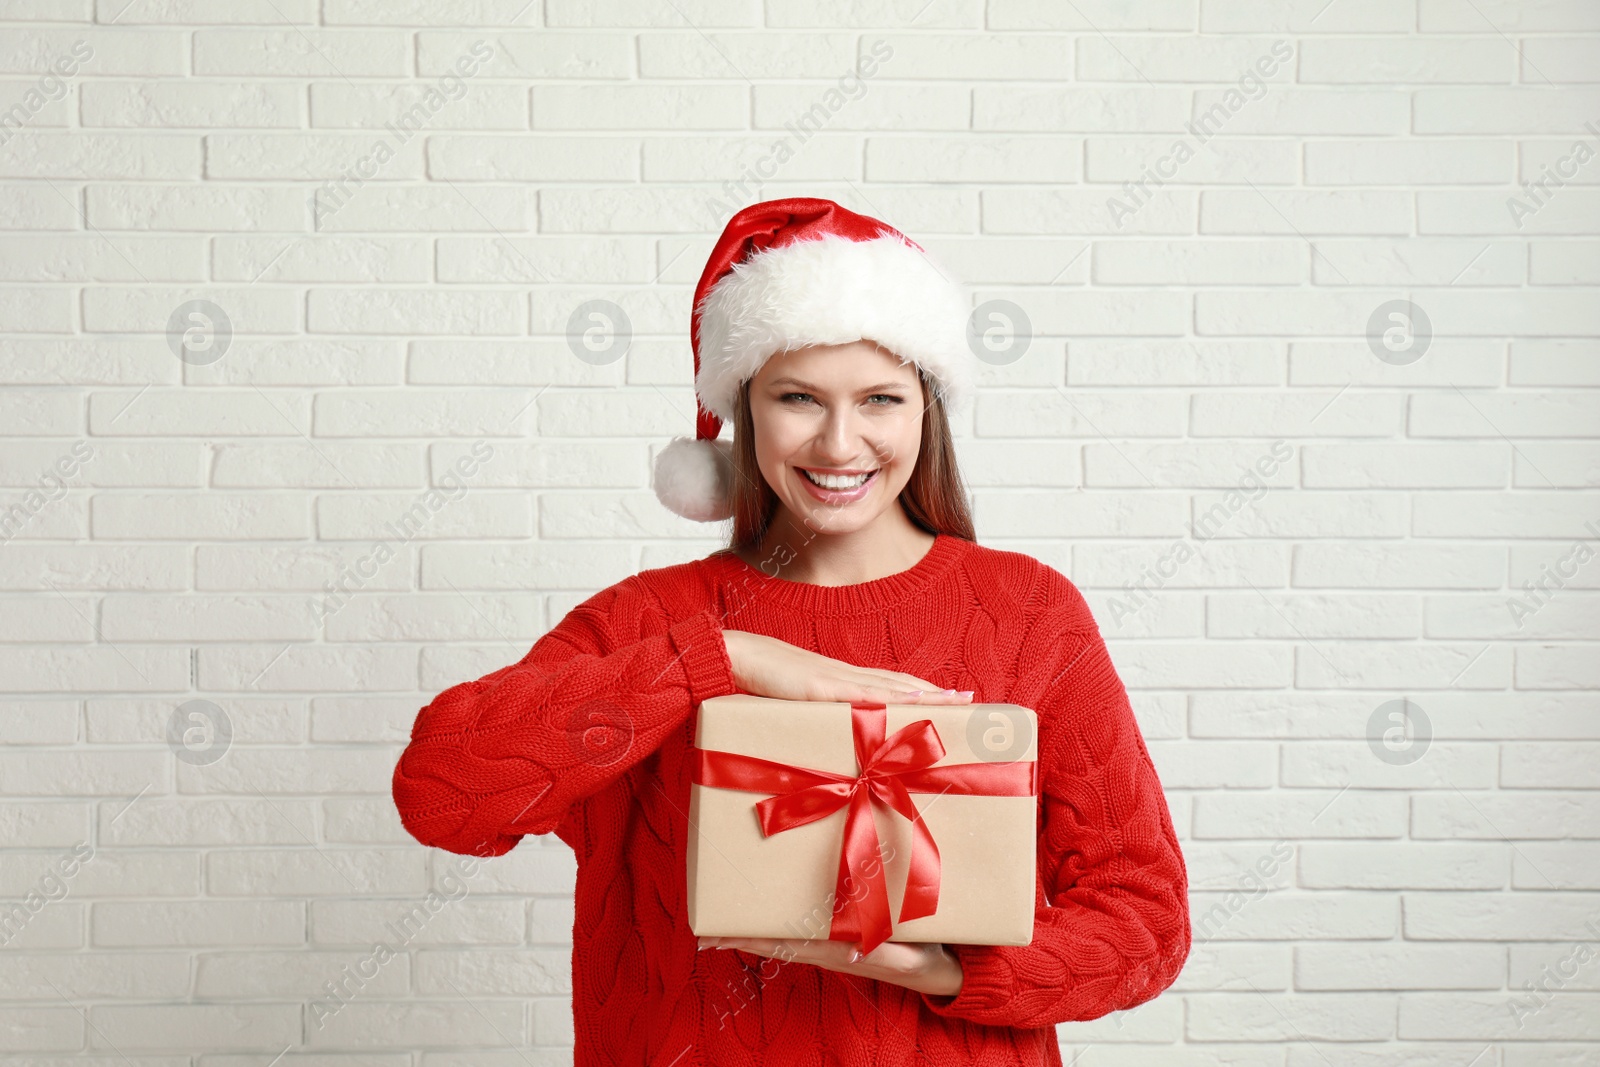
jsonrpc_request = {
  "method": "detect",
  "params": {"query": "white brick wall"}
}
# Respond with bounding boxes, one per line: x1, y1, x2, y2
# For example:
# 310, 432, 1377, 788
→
1, 0, 1596, 1060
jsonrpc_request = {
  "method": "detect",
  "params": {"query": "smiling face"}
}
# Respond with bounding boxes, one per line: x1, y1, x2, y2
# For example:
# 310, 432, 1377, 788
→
743, 339, 926, 537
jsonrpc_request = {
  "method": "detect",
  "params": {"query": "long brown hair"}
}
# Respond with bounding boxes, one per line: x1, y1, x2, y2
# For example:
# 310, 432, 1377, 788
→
723, 363, 976, 555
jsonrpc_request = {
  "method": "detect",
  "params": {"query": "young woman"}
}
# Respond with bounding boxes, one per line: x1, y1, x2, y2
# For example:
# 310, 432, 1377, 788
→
392, 199, 1191, 1065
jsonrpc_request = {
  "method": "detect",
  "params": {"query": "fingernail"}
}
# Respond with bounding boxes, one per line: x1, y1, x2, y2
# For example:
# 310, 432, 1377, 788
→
697, 937, 707, 950
905, 690, 922, 697
958, 690, 974, 698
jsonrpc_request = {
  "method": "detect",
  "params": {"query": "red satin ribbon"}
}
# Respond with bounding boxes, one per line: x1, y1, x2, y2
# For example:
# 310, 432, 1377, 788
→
690, 701, 1038, 955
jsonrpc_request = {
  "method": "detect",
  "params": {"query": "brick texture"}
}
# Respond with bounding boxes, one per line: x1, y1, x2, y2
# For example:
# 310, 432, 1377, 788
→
0, 0, 1596, 1060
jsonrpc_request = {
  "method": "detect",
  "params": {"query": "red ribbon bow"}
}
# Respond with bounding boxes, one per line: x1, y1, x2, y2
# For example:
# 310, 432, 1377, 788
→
690, 701, 1037, 955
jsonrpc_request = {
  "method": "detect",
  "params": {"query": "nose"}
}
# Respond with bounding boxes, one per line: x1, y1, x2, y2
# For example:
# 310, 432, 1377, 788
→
816, 405, 880, 467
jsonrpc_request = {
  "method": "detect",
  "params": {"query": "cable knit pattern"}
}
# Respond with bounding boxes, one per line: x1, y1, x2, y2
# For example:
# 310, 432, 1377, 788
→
392, 534, 1191, 1065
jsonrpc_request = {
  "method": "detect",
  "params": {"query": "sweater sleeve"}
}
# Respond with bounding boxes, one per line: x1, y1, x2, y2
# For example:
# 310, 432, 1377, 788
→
391, 578, 738, 858
918, 575, 1191, 1029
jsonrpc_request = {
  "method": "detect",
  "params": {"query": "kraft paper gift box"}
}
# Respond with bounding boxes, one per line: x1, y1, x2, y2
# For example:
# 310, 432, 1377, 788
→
686, 694, 1038, 953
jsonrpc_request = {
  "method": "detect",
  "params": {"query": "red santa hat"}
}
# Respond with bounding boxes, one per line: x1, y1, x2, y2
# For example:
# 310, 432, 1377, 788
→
652, 197, 974, 523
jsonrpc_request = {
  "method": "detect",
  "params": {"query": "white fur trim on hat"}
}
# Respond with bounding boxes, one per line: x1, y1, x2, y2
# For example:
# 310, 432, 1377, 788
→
693, 233, 973, 422
651, 434, 735, 523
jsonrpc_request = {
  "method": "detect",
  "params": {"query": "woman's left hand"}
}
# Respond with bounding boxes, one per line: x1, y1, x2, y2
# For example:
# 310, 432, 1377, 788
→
697, 935, 964, 997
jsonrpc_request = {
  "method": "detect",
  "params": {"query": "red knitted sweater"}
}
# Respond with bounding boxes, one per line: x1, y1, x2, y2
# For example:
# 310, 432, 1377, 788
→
391, 533, 1190, 1065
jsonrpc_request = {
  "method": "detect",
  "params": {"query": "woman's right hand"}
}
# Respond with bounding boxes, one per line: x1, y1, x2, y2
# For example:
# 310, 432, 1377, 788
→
721, 630, 973, 705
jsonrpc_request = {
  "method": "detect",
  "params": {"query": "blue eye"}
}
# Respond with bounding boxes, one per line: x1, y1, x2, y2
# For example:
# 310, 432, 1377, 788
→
780, 392, 904, 406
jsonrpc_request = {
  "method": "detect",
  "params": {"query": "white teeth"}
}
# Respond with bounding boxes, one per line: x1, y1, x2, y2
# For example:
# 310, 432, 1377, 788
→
802, 469, 874, 490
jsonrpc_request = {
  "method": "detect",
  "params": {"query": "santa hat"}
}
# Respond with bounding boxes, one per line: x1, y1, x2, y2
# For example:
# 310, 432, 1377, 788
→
651, 197, 974, 523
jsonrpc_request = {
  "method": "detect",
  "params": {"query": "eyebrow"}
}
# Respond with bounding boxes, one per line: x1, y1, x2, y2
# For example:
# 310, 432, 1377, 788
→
766, 377, 911, 392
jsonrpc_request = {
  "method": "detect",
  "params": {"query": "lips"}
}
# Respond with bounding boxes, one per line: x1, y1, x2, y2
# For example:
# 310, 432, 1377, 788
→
800, 469, 875, 489
795, 467, 880, 503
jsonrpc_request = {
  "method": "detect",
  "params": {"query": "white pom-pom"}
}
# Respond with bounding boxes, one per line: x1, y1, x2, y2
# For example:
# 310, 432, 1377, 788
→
651, 435, 735, 522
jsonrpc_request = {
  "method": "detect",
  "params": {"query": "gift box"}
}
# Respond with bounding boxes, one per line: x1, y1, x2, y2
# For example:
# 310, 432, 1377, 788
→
685, 694, 1038, 954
